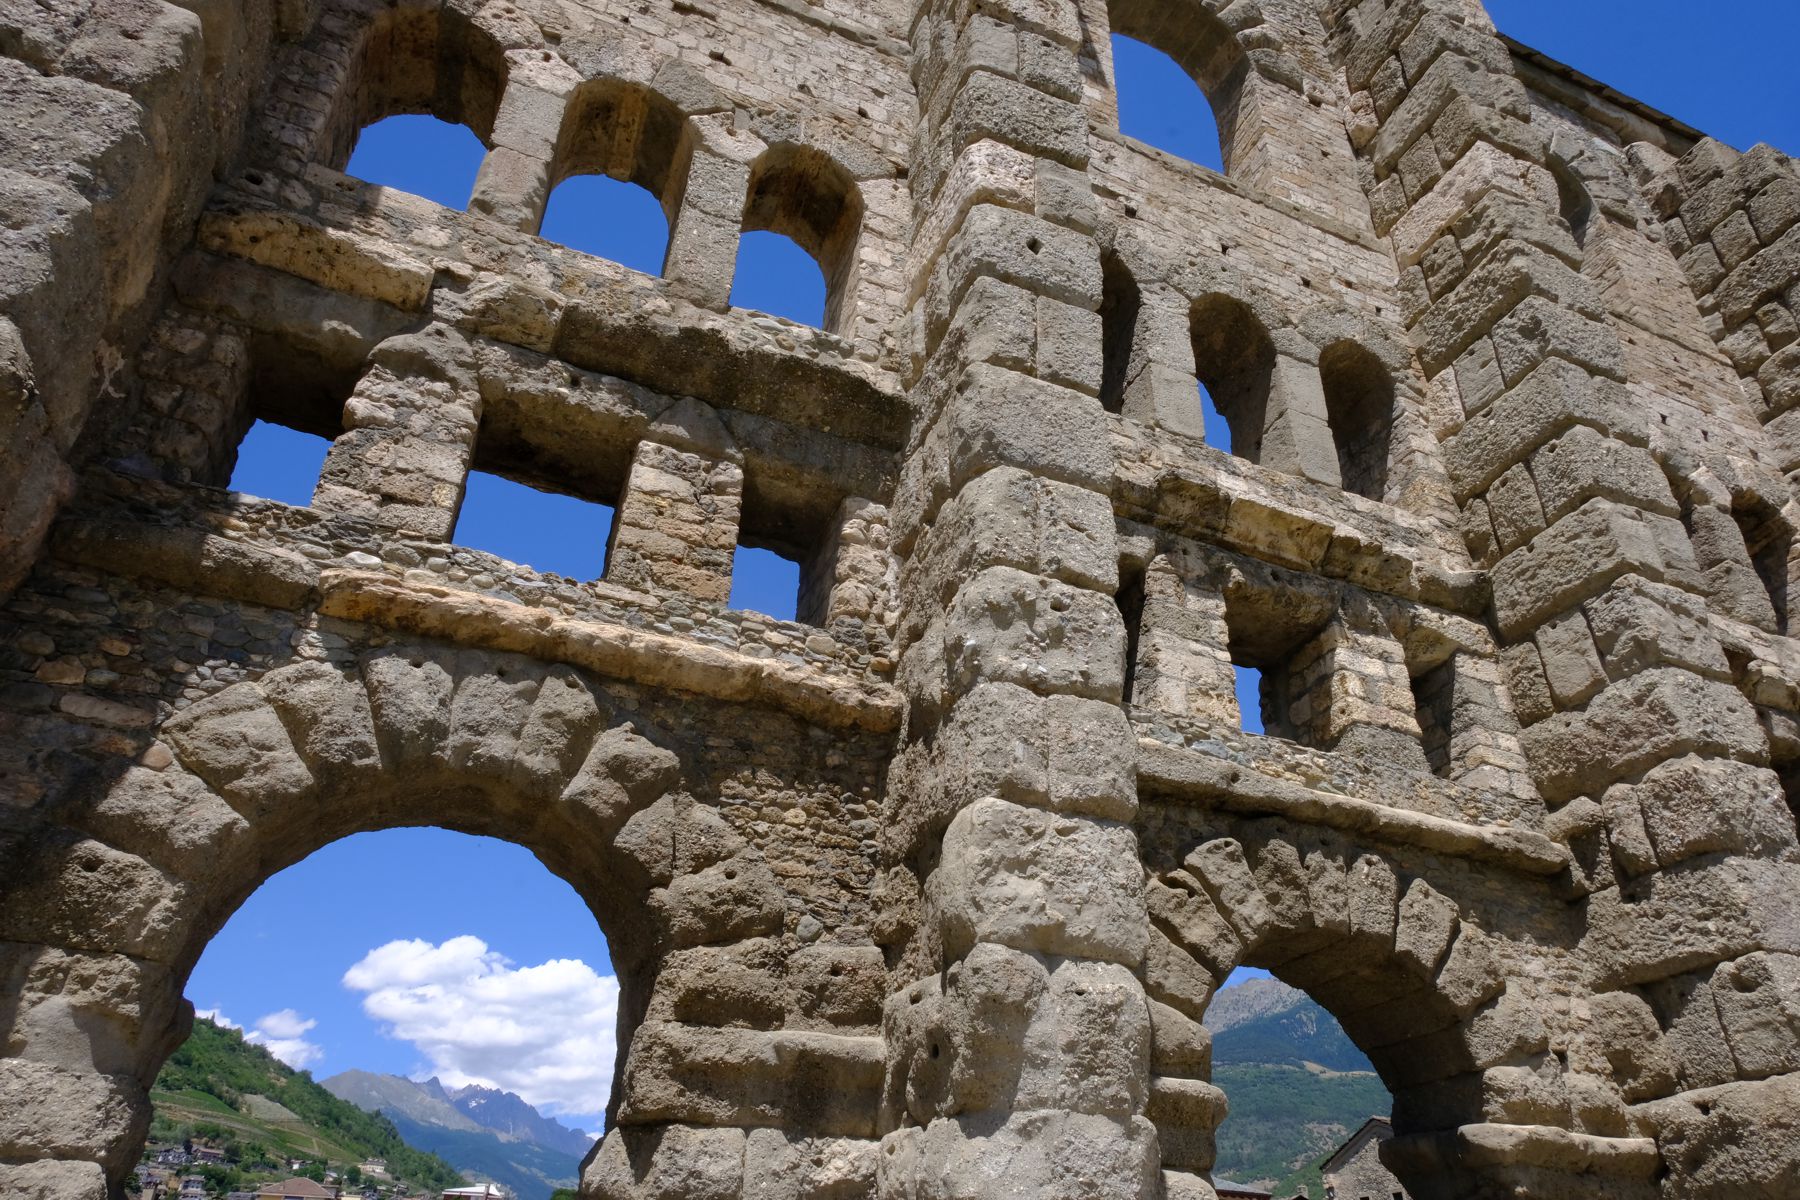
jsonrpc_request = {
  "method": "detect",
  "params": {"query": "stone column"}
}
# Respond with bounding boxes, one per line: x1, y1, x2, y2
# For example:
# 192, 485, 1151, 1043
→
313, 326, 481, 539
1260, 349, 1345, 488
1119, 282, 1209, 442
877, 0, 1158, 1195
468, 51, 579, 232
1278, 594, 1428, 768
663, 114, 758, 308
1323, 0, 1800, 1192
1129, 553, 1240, 728
604, 397, 744, 603
798, 497, 896, 649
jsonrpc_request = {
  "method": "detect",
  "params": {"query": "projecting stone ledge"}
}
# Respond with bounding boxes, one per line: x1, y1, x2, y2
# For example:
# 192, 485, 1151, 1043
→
316, 570, 904, 733
1136, 739, 1570, 876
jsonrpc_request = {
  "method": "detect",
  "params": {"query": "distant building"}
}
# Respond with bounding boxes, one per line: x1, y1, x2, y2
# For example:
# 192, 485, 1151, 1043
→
1321, 1117, 1409, 1200
441, 1187, 507, 1200
179, 1177, 207, 1200
192, 1146, 227, 1165
358, 1159, 391, 1179
256, 1179, 340, 1200
155, 1148, 191, 1167
1214, 1182, 1274, 1200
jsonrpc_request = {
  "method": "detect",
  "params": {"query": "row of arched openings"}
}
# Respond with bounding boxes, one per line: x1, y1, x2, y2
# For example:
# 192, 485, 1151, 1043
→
344, 112, 835, 330
1100, 254, 1402, 504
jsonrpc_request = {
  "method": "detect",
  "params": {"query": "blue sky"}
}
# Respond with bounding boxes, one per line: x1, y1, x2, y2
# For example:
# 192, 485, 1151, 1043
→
199, 11, 1793, 1131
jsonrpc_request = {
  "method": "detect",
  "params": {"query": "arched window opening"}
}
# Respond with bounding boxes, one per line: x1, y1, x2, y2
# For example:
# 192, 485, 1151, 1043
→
346, 114, 490, 210
545, 81, 688, 273
453, 467, 617, 581
169, 828, 615, 1195
1320, 342, 1398, 503
731, 230, 829, 329
1191, 294, 1276, 463
739, 144, 864, 332
323, 8, 506, 196
228, 420, 334, 508
1733, 499, 1794, 634
1108, 33, 1226, 174
1549, 157, 1595, 251
1099, 252, 1142, 415
540, 174, 672, 275
1206, 968, 1393, 1199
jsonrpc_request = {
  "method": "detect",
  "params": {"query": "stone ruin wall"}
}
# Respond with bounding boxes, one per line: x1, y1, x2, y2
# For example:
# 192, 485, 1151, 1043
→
2, 0, 1800, 1198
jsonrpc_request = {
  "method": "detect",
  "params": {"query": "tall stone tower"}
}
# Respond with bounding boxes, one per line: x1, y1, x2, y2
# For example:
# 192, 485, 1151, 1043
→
2, 1, 1798, 1197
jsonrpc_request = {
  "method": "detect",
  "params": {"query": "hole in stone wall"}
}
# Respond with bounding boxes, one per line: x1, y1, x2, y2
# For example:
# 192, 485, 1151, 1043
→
453, 469, 616, 581
1199, 381, 1233, 454
1233, 664, 1265, 734
1733, 499, 1793, 635
228, 421, 334, 508
1099, 252, 1141, 416
730, 543, 802, 622
1409, 659, 1456, 778
158, 828, 618, 1194
1107, 32, 1226, 174
731, 230, 828, 329
345, 114, 489, 210
1191, 294, 1275, 463
1320, 341, 1398, 503
1550, 156, 1595, 251
1115, 563, 1148, 704
540, 173, 671, 275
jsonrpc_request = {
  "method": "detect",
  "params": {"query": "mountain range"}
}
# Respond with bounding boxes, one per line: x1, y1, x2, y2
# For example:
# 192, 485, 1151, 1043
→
322, 1071, 593, 1200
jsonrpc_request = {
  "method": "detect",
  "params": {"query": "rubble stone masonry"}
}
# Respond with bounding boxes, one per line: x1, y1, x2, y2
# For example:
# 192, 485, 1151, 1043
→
1, 1, 1798, 1197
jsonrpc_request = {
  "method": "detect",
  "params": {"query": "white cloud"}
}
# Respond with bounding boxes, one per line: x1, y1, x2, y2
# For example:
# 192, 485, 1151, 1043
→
343, 935, 619, 1124
196, 1007, 242, 1032
198, 1006, 324, 1070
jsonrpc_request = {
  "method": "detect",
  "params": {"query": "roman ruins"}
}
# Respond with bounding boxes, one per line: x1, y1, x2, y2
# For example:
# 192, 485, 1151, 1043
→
2, 0, 1799, 1195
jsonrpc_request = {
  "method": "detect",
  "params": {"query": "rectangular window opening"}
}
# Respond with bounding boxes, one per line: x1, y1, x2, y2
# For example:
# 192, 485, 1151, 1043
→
452, 468, 616, 582
731, 542, 803, 623
1115, 564, 1148, 706
1410, 659, 1456, 778
1233, 662, 1265, 734
228, 419, 335, 508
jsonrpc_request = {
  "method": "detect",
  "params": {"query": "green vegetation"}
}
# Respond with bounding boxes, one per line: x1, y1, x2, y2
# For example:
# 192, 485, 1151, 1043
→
146, 1018, 466, 1197
1214, 1063, 1390, 1197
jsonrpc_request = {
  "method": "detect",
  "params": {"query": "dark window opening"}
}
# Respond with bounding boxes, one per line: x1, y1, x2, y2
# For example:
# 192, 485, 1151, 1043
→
452, 469, 616, 581
731, 543, 802, 622
1109, 34, 1226, 175
739, 143, 864, 333
1550, 157, 1594, 250
731, 230, 828, 329
1320, 341, 1398, 503
540, 174, 671, 275
1116, 563, 1148, 704
345, 114, 489, 210
1099, 252, 1142, 415
1734, 499, 1793, 634
228, 420, 334, 508
1409, 659, 1456, 778
1191, 294, 1276, 462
